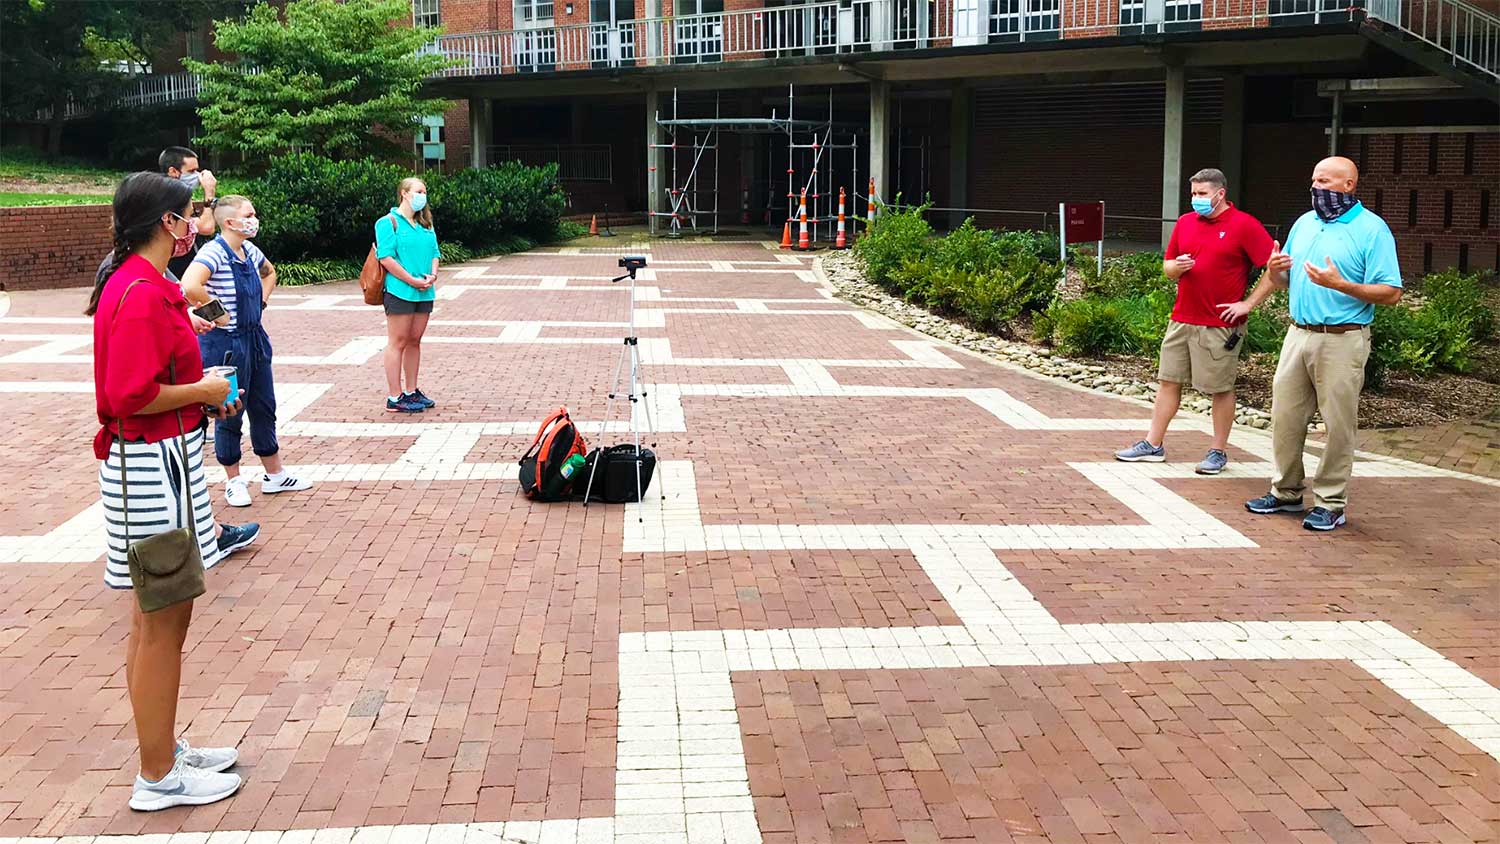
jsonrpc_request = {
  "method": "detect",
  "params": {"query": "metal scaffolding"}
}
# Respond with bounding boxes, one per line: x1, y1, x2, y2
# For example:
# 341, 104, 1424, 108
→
648, 85, 865, 244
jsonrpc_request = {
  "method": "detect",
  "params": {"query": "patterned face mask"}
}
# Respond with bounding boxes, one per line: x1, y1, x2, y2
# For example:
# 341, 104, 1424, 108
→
1311, 187, 1357, 222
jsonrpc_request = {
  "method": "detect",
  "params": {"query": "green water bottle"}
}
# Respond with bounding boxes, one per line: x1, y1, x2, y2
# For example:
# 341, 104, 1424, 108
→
545, 453, 589, 499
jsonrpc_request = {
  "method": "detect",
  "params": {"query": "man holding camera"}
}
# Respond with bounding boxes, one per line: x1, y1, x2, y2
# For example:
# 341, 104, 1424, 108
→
1114, 168, 1275, 474
1245, 156, 1401, 531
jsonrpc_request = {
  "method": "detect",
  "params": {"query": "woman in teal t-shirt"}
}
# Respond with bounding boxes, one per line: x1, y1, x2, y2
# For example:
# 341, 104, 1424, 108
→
375, 177, 441, 414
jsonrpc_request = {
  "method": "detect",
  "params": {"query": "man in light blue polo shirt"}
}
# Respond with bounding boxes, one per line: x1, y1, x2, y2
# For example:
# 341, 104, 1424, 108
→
1243, 156, 1403, 531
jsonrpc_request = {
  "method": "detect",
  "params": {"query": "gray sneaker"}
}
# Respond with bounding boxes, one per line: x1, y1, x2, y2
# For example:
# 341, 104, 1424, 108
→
129, 756, 242, 812
1115, 440, 1165, 462
1195, 449, 1229, 475
177, 738, 238, 773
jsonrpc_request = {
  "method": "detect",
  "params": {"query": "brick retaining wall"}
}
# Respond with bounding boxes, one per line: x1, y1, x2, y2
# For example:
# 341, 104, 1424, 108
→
0, 203, 111, 292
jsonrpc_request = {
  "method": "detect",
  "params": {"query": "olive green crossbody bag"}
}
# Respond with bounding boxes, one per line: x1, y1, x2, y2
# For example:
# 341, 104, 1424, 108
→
115, 281, 205, 612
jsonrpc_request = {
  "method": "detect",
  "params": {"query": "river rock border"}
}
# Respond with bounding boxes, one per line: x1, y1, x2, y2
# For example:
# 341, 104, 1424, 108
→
819, 250, 1280, 431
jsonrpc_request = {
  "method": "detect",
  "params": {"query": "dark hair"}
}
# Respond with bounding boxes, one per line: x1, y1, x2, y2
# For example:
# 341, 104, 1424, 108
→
86, 172, 192, 316
158, 146, 198, 174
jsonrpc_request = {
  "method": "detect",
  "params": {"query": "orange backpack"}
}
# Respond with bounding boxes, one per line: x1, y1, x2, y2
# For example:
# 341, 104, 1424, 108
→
518, 406, 588, 501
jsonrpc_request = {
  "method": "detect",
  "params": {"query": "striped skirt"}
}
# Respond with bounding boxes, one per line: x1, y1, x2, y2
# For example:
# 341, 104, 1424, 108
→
99, 427, 223, 590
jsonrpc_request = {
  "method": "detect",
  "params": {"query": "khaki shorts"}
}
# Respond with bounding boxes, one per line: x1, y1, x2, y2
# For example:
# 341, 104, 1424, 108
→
1158, 320, 1242, 394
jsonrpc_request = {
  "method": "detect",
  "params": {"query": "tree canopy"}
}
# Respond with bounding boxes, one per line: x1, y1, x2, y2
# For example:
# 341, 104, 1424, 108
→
188, 0, 452, 165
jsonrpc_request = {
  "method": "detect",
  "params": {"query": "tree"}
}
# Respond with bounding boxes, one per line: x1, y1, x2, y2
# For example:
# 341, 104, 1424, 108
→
188, 0, 452, 165
0, 0, 241, 155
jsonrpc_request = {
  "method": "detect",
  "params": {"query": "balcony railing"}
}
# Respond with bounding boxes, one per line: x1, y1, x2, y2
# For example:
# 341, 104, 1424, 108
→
435, 0, 1377, 77
1370, 0, 1499, 77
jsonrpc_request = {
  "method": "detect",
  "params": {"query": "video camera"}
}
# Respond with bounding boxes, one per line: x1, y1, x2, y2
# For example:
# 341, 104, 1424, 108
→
613, 255, 648, 283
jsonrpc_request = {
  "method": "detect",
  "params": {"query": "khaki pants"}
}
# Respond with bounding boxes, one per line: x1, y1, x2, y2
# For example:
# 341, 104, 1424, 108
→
1269, 325, 1370, 511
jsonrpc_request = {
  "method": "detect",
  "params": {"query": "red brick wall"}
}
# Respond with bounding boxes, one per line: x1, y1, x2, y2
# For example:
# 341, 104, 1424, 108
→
0, 205, 112, 292
1352, 132, 1499, 276
441, 0, 508, 33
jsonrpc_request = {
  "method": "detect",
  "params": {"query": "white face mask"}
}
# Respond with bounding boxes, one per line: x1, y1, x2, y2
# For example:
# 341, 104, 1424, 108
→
233, 217, 260, 238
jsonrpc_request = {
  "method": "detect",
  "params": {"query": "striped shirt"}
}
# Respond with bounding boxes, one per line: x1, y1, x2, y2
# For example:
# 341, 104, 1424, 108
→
191, 236, 267, 331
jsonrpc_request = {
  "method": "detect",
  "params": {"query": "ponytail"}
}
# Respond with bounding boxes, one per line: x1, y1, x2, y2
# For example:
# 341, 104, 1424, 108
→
85, 172, 192, 316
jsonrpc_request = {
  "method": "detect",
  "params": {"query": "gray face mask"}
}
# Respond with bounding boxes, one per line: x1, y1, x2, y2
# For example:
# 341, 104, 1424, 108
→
179, 172, 201, 191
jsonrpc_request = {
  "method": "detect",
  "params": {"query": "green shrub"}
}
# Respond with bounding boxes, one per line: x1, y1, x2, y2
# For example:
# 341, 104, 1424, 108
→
855, 200, 933, 286
1079, 251, 1172, 299
245, 153, 567, 263
555, 220, 589, 241
1364, 270, 1494, 386
438, 242, 475, 264
1047, 288, 1174, 359
275, 257, 363, 287
1420, 270, 1494, 343
1049, 297, 1136, 357
1244, 290, 1289, 356
432, 161, 566, 245
248, 153, 412, 261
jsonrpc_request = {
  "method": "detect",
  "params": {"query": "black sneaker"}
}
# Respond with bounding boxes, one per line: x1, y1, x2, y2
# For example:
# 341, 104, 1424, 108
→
1245, 494, 1305, 514
1302, 507, 1347, 531
386, 396, 424, 414
403, 389, 436, 409
217, 523, 260, 555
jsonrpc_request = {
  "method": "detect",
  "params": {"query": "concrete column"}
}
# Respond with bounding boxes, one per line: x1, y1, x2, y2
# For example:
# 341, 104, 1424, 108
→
869, 80, 891, 207
1160, 66, 1184, 249
646, 89, 663, 233
469, 96, 492, 169
948, 86, 972, 229
1328, 90, 1343, 156
1220, 73, 1244, 205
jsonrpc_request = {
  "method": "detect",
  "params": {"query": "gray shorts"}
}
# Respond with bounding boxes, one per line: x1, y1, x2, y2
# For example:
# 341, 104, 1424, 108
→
384, 292, 434, 315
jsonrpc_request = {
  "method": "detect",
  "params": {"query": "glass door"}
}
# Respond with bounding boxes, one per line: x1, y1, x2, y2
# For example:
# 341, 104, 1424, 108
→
591, 0, 636, 66
674, 0, 724, 63
515, 0, 557, 72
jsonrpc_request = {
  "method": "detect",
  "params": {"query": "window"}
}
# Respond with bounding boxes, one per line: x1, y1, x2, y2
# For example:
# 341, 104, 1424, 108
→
416, 115, 446, 169
516, 0, 555, 25
413, 0, 440, 28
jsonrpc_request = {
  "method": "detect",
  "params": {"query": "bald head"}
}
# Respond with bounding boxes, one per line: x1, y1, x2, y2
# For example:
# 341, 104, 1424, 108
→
1312, 156, 1359, 194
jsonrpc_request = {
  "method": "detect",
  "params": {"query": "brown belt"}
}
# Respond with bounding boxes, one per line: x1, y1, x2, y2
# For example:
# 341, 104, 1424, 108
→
1294, 322, 1365, 334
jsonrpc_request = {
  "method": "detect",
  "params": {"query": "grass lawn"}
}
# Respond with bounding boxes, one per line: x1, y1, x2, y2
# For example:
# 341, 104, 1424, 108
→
0, 191, 113, 206
0, 147, 125, 187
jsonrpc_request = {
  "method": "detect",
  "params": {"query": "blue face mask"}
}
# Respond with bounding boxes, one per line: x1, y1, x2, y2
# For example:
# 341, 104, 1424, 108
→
408, 193, 428, 212
1191, 196, 1217, 217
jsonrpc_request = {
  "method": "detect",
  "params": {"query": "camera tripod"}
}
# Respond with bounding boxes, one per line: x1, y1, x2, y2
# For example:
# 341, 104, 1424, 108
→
581, 255, 658, 518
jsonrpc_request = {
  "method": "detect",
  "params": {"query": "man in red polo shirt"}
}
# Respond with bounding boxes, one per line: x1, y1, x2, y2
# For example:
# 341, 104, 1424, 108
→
1115, 168, 1275, 474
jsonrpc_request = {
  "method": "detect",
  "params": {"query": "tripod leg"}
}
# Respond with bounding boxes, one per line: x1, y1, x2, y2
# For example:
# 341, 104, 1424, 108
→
585, 339, 631, 507
629, 339, 663, 501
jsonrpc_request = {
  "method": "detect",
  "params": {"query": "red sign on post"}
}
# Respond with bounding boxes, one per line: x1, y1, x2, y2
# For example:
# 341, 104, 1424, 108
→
1058, 200, 1105, 275
1063, 201, 1104, 243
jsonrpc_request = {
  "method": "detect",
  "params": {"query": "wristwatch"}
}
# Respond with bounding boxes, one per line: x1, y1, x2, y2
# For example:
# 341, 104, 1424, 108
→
206, 197, 219, 209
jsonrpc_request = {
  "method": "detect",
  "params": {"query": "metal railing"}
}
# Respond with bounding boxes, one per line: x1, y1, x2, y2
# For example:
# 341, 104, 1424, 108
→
487, 144, 614, 181
1367, 0, 1500, 78
118, 71, 203, 109
435, 0, 1500, 83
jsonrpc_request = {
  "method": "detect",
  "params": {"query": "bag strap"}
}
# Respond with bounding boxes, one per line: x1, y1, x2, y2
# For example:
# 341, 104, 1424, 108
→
113, 280, 199, 550
522, 407, 567, 460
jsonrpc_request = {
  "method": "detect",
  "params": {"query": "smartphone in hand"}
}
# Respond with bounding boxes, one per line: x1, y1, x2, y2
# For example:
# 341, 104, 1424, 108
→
193, 299, 227, 323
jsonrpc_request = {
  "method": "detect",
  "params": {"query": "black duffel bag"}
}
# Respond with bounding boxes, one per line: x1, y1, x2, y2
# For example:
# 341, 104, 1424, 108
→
577, 444, 657, 503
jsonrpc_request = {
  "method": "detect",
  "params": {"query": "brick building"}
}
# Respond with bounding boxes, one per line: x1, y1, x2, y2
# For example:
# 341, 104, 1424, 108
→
416, 0, 1497, 275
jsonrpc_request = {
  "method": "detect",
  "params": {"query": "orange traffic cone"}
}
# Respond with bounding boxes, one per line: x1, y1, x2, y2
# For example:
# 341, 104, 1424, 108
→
797, 190, 810, 250
589, 214, 599, 236
780, 221, 792, 249
836, 187, 847, 249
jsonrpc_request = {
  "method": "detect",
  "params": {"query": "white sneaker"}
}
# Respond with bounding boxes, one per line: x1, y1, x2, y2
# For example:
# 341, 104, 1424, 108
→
129, 756, 242, 811
224, 476, 252, 507
261, 473, 313, 495
176, 737, 238, 773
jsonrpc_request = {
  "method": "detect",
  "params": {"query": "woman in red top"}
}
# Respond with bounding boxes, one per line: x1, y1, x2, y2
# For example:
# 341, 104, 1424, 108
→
88, 172, 254, 810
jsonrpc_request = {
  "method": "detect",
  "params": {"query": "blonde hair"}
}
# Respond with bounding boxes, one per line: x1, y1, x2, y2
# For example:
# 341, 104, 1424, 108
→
212, 194, 251, 226
399, 177, 434, 228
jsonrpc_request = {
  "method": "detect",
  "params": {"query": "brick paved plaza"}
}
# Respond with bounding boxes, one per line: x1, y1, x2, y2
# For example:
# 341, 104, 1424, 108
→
1, 242, 1497, 843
